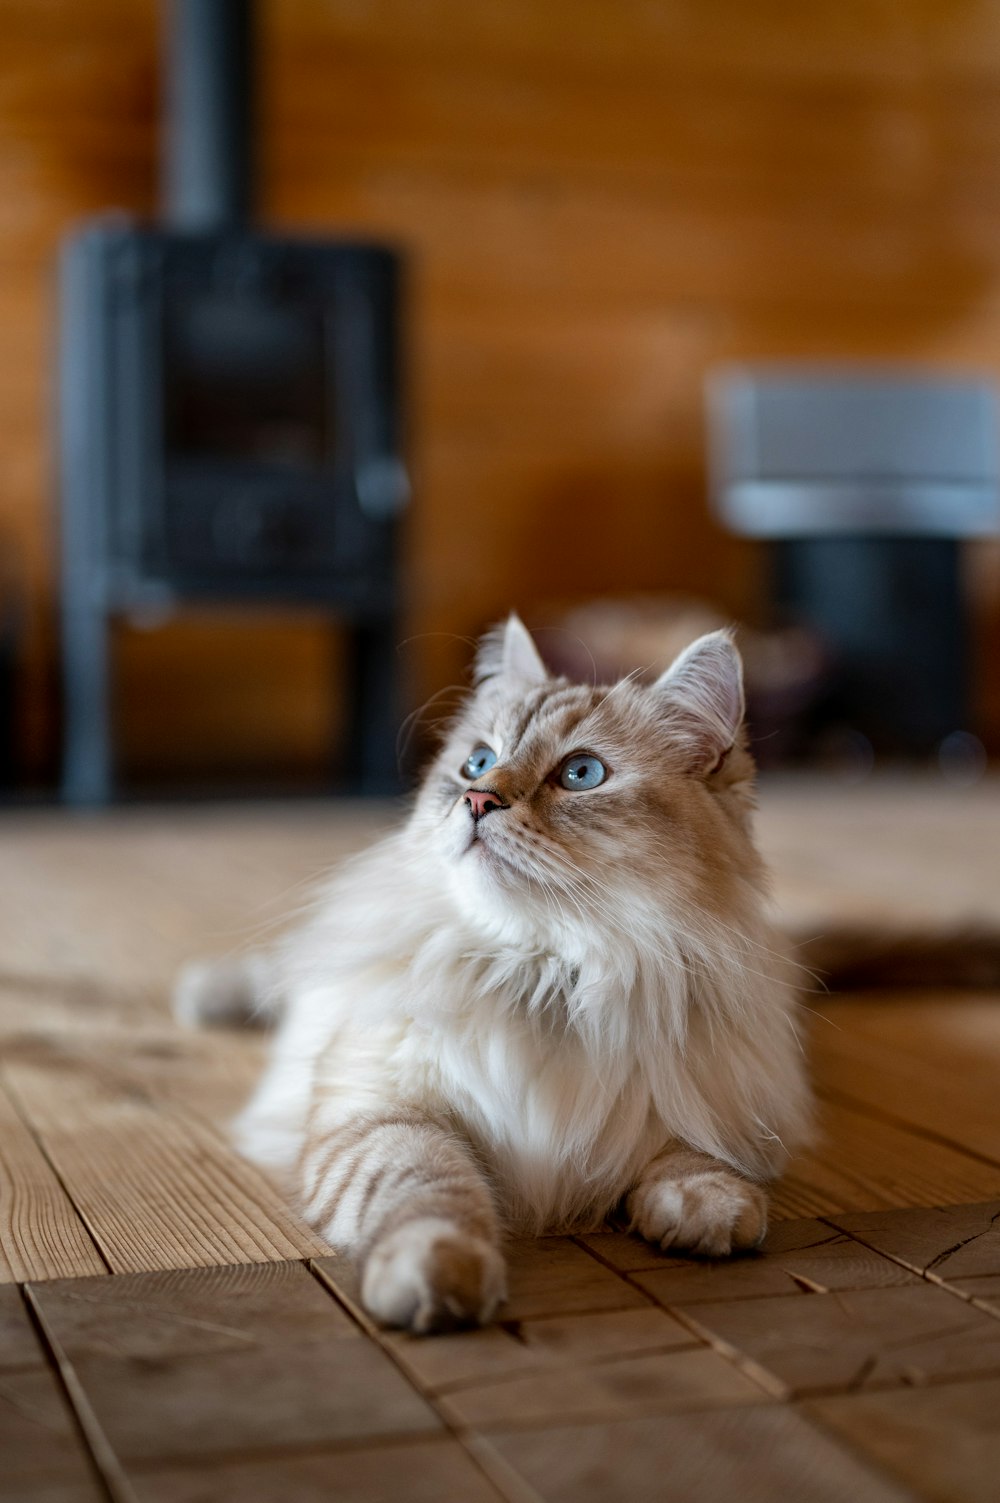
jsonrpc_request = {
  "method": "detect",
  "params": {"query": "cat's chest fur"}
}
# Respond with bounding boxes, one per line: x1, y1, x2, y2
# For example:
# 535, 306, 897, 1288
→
406, 990, 664, 1230
302, 944, 675, 1232
320, 997, 658, 1232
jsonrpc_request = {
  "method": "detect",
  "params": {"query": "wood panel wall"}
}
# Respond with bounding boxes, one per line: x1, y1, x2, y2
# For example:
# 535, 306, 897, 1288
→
3, 0, 1000, 784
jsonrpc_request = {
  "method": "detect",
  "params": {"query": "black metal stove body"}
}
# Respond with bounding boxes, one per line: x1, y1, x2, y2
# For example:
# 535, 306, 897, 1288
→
58, 0, 407, 802
64, 225, 403, 594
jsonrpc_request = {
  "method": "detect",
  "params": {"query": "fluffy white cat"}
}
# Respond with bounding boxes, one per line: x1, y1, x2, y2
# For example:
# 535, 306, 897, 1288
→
177, 616, 813, 1332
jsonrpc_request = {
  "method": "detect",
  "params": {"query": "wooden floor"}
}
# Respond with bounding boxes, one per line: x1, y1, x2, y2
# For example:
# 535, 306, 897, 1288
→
1, 778, 999, 1502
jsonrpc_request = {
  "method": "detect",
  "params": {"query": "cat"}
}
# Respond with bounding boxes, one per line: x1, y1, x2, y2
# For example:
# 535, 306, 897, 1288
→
176, 615, 813, 1332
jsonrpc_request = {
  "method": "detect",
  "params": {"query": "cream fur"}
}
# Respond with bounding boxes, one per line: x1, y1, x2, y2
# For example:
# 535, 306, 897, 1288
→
180, 617, 813, 1328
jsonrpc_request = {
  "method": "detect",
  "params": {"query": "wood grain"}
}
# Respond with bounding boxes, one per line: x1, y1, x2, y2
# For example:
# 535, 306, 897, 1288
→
508, 1306, 696, 1363
810, 998, 1000, 1168
951, 1276, 1000, 1319
0, 1364, 106, 1502
381, 1323, 542, 1395
4, 1049, 329, 1274
682, 1283, 1000, 1397
0, 804, 384, 994
477, 1404, 915, 1503
829, 1201, 1000, 1283
0, 1283, 48, 1371
133, 1438, 509, 1503
501, 1237, 649, 1321
809, 1379, 1000, 1503
779, 1092, 1000, 1216
28, 1262, 440, 1468
437, 1345, 769, 1432
381, 1302, 696, 1397
0, 1075, 106, 1284
23, 1260, 360, 1361
632, 1238, 920, 1308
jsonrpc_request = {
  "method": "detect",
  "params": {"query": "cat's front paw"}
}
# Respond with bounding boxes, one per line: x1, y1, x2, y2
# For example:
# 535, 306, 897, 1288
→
361, 1217, 507, 1333
629, 1164, 767, 1258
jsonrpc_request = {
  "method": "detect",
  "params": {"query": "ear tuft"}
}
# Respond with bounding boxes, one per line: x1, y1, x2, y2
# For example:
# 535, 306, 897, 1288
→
474, 613, 548, 687
652, 629, 745, 772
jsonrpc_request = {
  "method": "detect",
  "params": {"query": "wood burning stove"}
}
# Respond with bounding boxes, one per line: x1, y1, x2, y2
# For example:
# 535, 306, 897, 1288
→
58, 0, 407, 802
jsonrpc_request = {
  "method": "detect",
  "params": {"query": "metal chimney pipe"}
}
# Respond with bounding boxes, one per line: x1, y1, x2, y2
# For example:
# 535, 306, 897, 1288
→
162, 0, 255, 229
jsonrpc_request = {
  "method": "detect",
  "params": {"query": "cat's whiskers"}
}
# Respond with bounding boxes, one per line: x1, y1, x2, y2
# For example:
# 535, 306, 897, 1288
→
665, 898, 813, 994
598, 665, 651, 704
525, 845, 618, 929
493, 828, 798, 1013
395, 681, 468, 766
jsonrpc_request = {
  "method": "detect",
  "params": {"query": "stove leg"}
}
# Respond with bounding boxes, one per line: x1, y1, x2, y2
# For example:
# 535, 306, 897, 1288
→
342, 614, 400, 795
62, 597, 114, 805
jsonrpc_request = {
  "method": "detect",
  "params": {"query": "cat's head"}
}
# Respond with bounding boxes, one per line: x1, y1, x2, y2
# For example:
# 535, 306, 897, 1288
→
416, 614, 762, 951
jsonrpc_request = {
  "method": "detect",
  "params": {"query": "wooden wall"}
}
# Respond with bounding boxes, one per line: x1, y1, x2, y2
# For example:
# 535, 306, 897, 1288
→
3, 0, 1000, 784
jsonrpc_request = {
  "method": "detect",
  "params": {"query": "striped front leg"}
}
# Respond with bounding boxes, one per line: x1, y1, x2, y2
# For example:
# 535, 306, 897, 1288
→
300, 1108, 505, 1332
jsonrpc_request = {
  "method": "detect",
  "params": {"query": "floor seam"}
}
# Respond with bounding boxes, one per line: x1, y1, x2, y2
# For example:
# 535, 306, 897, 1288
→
20, 1280, 137, 1503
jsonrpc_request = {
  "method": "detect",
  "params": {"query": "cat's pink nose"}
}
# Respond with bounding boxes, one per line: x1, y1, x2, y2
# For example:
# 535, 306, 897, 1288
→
464, 788, 508, 821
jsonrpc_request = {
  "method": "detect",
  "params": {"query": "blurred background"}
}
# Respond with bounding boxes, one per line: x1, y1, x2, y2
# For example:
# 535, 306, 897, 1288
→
3, 0, 1000, 799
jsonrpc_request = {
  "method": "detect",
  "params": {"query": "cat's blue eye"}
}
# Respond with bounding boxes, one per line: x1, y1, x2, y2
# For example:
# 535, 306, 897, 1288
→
463, 744, 497, 780
559, 753, 607, 791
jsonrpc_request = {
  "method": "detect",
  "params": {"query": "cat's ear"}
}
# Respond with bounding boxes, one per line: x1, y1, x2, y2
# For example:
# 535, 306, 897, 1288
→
651, 629, 745, 773
474, 613, 548, 687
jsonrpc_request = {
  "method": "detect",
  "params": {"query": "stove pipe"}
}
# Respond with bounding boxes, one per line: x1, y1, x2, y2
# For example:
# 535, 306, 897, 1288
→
162, 0, 256, 229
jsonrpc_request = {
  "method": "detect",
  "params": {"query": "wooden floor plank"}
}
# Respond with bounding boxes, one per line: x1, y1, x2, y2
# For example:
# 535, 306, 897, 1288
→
0, 975, 144, 1042
28, 1261, 441, 1472
808, 1379, 1000, 1503
767, 1173, 853, 1221
319, 1248, 695, 1392
131, 1438, 511, 1503
9, 1025, 269, 1134
506, 1306, 696, 1363
778, 1094, 1000, 1216
381, 1323, 544, 1393
24, 1261, 360, 1361
0, 1076, 106, 1285
0, 1283, 50, 1372
54, 1340, 441, 1466
0, 986, 268, 1133
501, 1237, 649, 1321
810, 997, 1000, 1168
104, 1030, 267, 1128
437, 1345, 770, 1431
835, 996, 1000, 1081
4, 1050, 329, 1275
579, 1218, 919, 1291
0, 1363, 107, 1502
950, 1275, 1000, 1317
630, 1237, 919, 1307
679, 1283, 1000, 1398
476, 1405, 916, 1503
756, 776, 1000, 934
0, 805, 386, 998
828, 1201, 1000, 1283
0, 1287, 107, 1503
